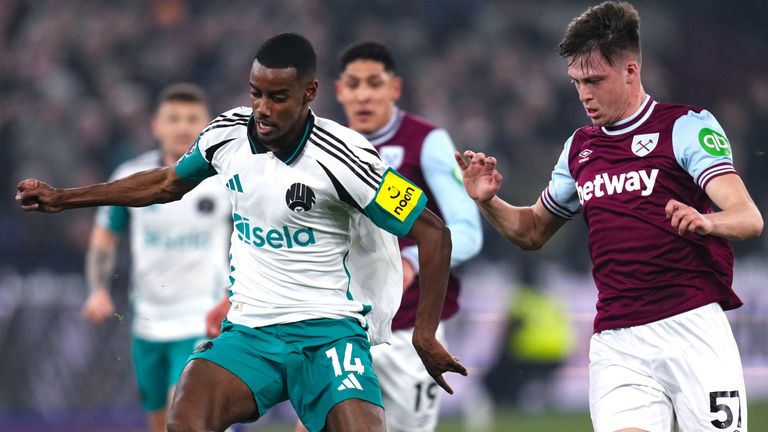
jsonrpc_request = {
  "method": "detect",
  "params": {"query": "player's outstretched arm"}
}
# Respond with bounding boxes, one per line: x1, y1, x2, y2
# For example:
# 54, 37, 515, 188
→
454, 150, 566, 250
406, 208, 467, 394
16, 167, 196, 213
666, 174, 763, 240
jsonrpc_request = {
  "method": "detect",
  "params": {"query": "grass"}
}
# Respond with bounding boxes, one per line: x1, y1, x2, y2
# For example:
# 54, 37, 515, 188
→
249, 400, 768, 431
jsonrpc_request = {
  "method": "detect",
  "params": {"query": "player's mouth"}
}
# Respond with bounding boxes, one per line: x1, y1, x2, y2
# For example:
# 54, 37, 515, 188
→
256, 119, 276, 135
354, 110, 374, 122
585, 107, 599, 119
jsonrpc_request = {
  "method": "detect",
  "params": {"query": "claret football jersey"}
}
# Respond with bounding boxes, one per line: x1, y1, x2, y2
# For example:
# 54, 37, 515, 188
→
541, 96, 742, 332
175, 107, 427, 332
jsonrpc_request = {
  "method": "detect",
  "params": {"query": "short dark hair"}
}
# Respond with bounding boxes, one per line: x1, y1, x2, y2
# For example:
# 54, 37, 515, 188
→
255, 33, 316, 81
155, 83, 207, 110
558, 1, 641, 67
339, 41, 396, 73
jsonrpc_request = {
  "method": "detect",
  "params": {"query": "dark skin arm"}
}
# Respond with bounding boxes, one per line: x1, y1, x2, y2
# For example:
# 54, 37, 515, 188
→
16, 167, 196, 212
405, 207, 467, 394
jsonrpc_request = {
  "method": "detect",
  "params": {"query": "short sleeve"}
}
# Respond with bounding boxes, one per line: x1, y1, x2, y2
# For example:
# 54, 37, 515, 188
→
672, 109, 738, 190
95, 205, 129, 233
175, 135, 217, 183
540, 134, 580, 219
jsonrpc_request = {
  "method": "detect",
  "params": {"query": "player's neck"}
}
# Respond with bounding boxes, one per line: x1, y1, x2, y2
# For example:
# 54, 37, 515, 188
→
617, 91, 647, 124
261, 109, 311, 155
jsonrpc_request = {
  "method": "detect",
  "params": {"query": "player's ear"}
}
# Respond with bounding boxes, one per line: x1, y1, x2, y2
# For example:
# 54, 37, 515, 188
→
625, 57, 640, 84
303, 80, 319, 104
392, 76, 403, 102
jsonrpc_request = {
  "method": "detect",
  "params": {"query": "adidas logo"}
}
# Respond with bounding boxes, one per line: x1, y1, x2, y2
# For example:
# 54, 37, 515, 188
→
337, 373, 364, 391
226, 174, 243, 192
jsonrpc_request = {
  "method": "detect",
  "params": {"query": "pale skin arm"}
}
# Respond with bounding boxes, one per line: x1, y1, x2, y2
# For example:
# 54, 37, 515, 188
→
666, 174, 763, 240
454, 150, 566, 250
405, 208, 467, 394
81, 226, 119, 323
15, 166, 195, 213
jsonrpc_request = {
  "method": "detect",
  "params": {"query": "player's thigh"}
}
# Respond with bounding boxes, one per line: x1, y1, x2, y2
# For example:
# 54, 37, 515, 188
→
169, 358, 256, 431
589, 331, 675, 432
167, 336, 205, 388
654, 304, 747, 431
325, 398, 386, 432
372, 327, 444, 432
132, 337, 171, 412
286, 318, 384, 432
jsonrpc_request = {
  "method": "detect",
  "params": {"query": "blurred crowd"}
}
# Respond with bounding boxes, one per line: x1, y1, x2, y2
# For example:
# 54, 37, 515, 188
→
2, 0, 767, 273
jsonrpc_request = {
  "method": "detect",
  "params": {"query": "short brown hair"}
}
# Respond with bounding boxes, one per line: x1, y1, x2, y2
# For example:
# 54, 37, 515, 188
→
558, 1, 641, 67
155, 83, 207, 110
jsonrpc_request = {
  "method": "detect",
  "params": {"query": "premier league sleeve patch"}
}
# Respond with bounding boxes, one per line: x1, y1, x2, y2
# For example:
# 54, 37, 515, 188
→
364, 168, 428, 237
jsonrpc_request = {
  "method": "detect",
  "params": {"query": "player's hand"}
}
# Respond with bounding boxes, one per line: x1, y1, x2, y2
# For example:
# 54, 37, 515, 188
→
205, 297, 231, 338
82, 289, 115, 324
454, 150, 502, 203
666, 199, 712, 235
15, 179, 64, 212
401, 257, 416, 291
412, 332, 467, 394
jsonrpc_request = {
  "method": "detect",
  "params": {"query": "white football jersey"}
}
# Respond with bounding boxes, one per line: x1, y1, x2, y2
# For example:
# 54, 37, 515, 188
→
176, 107, 425, 343
96, 150, 232, 341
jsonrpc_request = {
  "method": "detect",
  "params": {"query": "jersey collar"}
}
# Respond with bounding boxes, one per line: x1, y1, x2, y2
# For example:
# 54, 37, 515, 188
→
247, 109, 315, 165
601, 95, 656, 136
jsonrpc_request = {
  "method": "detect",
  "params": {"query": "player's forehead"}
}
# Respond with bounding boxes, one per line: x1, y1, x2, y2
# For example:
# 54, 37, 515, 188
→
340, 59, 390, 79
249, 61, 301, 89
155, 100, 208, 117
567, 51, 613, 80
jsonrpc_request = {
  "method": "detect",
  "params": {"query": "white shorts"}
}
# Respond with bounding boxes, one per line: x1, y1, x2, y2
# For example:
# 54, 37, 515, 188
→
370, 326, 445, 432
589, 303, 747, 432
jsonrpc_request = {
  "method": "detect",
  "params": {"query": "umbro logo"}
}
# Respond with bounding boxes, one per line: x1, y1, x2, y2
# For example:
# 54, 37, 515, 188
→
337, 373, 364, 391
286, 183, 316, 212
226, 174, 243, 192
578, 149, 593, 163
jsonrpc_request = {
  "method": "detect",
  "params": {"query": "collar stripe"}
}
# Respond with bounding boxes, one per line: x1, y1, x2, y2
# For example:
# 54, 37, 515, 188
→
601, 96, 656, 135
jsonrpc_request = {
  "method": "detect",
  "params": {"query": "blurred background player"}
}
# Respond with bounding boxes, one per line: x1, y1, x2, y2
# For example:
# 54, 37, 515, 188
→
80, 83, 232, 432
335, 41, 483, 431
456, 2, 763, 431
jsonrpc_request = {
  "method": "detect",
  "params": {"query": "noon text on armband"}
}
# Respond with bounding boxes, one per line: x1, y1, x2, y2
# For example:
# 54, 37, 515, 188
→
576, 168, 659, 204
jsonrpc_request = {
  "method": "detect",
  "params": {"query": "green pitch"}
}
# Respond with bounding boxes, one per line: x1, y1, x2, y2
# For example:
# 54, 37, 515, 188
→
250, 399, 768, 431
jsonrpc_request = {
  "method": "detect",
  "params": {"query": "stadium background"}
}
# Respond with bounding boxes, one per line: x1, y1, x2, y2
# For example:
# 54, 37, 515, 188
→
1, 0, 767, 430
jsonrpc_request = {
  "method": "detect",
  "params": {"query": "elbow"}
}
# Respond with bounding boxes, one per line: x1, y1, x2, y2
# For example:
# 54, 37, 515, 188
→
516, 233, 545, 251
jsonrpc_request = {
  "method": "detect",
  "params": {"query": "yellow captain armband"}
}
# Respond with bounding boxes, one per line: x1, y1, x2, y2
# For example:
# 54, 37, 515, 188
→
364, 168, 428, 237
375, 170, 424, 222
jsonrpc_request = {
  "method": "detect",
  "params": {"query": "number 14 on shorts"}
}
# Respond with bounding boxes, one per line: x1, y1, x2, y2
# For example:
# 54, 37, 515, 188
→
326, 343, 365, 391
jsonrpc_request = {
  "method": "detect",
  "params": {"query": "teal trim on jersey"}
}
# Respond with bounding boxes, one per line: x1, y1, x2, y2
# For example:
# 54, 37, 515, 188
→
363, 169, 428, 237
343, 250, 352, 300
105, 205, 130, 233
283, 113, 314, 165
247, 112, 314, 165
342, 251, 371, 329
175, 139, 216, 183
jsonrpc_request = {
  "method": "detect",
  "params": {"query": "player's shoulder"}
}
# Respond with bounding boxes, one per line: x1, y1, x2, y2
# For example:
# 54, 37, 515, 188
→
198, 106, 252, 144
401, 111, 439, 133
112, 150, 162, 177
311, 114, 381, 160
